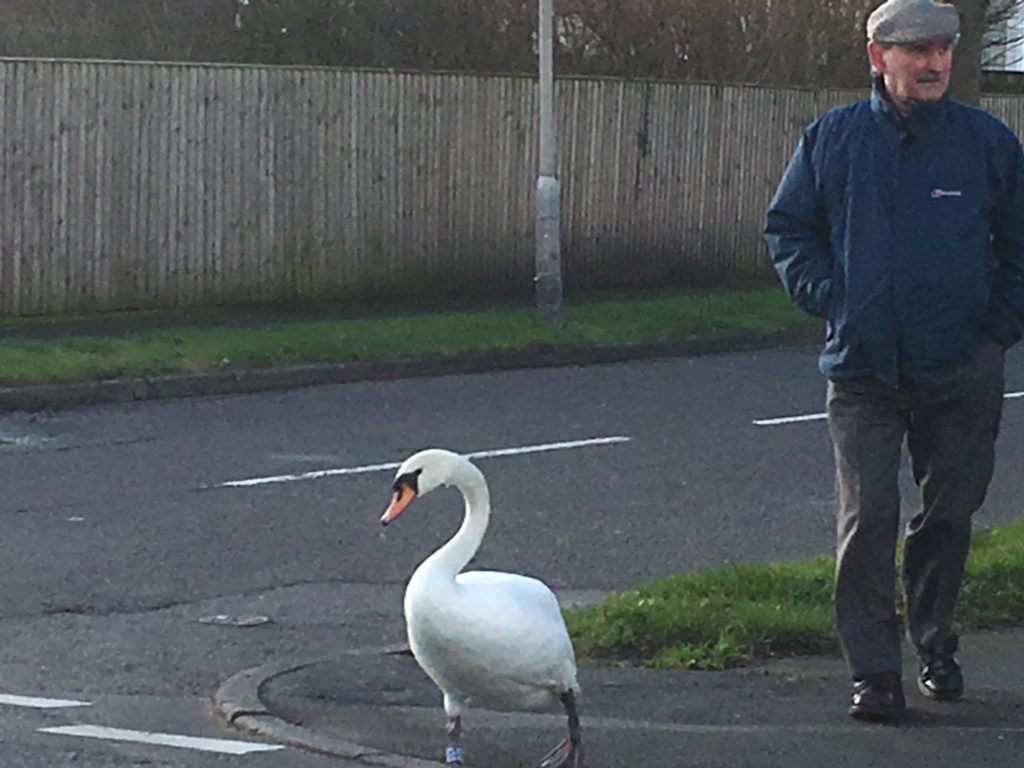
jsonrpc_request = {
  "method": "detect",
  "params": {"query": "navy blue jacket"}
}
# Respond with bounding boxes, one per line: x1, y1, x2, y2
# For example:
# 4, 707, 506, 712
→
764, 84, 1024, 385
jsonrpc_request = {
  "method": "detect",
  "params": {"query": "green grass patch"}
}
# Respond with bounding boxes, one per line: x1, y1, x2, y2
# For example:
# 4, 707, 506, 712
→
566, 517, 1024, 670
566, 290, 815, 344
0, 289, 815, 385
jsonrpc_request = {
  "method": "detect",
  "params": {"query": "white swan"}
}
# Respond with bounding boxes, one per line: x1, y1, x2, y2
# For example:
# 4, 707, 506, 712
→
380, 448, 584, 768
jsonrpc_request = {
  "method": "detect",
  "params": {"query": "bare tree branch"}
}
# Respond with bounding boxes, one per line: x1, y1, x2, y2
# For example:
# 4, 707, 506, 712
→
2, 0, 1023, 86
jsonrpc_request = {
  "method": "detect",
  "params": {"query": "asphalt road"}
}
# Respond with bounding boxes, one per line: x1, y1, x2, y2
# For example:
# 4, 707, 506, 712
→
1, 343, 1022, 765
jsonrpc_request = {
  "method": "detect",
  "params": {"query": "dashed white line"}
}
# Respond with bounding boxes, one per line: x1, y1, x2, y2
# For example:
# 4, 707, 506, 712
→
216, 436, 633, 488
39, 725, 284, 755
0, 694, 91, 709
466, 436, 631, 459
752, 413, 827, 427
219, 459, 400, 488
754, 391, 1024, 426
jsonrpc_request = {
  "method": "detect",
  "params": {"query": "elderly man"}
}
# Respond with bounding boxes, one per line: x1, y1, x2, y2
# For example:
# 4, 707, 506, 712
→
764, 0, 1024, 722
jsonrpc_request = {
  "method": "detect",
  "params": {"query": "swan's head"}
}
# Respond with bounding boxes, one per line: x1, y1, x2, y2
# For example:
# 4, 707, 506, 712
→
380, 449, 471, 526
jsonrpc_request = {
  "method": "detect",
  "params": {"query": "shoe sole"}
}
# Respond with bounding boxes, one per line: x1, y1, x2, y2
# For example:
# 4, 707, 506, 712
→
917, 677, 963, 702
849, 706, 903, 723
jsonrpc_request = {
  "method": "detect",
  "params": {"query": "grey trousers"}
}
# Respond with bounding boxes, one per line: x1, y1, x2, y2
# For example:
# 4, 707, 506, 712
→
826, 341, 1005, 680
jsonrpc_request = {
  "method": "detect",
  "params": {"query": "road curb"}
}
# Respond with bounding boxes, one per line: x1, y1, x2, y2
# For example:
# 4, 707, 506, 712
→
212, 657, 455, 768
0, 325, 821, 413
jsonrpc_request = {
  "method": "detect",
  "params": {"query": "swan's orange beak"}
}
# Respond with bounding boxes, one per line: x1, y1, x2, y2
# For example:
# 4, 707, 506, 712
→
381, 485, 417, 526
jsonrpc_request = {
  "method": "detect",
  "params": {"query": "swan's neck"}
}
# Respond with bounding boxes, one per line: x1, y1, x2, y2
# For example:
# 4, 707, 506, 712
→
418, 462, 490, 582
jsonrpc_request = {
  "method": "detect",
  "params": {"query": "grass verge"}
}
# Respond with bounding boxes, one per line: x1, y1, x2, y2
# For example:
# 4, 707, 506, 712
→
0, 289, 816, 385
565, 517, 1024, 670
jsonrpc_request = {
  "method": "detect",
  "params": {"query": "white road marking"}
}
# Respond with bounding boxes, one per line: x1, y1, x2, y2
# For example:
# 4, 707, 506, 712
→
754, 391, 1024, 426
0, 694, 91, 709
219, 459, 399, 488
39, 725, 285, 755
216, 436, 633, 488
466, 436, 631, 459
752, 413, 827, 427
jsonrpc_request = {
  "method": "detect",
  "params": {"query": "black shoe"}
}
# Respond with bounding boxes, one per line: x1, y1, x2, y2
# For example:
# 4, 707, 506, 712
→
849, 673, 906, 722
918, 653, 964, 701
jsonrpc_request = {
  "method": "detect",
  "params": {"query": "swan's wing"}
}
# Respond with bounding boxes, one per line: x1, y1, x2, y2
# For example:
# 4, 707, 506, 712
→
455, 571, 570, 636
451, 570, 577, 673
456, 571, 563, 611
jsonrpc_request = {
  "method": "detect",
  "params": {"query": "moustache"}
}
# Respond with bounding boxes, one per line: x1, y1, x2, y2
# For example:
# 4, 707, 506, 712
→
917, 71, 944, 84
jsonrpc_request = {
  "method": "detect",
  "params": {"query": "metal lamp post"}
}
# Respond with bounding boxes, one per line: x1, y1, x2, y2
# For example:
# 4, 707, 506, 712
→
535, 0, 563, 325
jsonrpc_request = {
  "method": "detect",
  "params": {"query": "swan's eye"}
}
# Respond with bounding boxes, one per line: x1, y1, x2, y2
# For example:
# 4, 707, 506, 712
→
392, 469, 422, 494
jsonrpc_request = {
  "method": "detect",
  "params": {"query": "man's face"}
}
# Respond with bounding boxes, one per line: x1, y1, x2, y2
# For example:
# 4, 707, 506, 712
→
868, 39, 954, 112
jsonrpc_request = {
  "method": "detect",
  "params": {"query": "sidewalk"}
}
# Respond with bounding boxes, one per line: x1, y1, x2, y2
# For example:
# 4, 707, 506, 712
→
214, 625, 1024, 768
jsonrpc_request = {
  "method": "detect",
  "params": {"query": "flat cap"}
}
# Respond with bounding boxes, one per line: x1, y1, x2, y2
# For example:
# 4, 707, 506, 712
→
867, 0, 960, 44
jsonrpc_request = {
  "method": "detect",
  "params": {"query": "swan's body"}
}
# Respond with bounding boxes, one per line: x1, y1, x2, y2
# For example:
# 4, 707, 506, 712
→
381, 449, 583, 767
406, 568, 579, 714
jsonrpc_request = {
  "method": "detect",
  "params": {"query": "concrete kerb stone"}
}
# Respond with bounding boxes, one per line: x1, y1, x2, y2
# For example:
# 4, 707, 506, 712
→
0, 325, 822, 413
213, 660, 305, 723
212, 653, 449, 768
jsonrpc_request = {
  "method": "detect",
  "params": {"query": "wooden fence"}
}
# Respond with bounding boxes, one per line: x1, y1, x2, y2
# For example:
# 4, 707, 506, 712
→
1, 57, 1021, 317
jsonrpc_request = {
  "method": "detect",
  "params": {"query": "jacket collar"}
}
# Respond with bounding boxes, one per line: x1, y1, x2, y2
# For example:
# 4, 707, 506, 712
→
871, 76, 950, 136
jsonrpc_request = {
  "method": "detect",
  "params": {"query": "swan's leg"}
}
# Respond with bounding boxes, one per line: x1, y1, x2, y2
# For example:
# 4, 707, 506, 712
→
538, 690, 584, 768
445, 715, 464, 766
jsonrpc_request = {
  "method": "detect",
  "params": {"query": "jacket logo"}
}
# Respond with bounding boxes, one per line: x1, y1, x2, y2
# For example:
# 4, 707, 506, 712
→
931, 188, 963, 198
